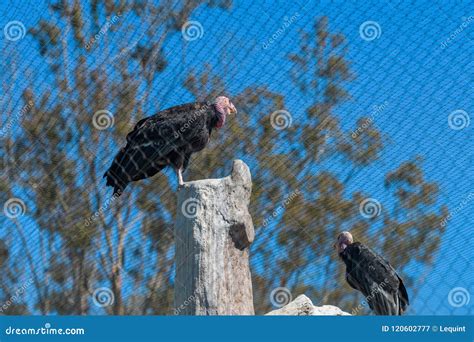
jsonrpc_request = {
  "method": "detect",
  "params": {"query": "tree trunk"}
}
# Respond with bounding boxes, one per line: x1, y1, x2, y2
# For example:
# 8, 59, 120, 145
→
174, 160, 255, 315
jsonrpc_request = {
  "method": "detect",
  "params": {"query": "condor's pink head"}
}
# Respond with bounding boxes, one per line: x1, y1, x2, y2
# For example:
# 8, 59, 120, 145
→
334, 231, 354, 255
214, 96, 237, 128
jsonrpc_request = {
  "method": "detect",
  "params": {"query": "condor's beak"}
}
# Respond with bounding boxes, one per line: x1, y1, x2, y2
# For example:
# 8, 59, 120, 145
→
229, 103, 237, 115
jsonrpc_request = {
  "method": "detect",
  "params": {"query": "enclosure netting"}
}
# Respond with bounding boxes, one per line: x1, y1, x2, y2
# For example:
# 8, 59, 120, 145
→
0, 0, 472, 315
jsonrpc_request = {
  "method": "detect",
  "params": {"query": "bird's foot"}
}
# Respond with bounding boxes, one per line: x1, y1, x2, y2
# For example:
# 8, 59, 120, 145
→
177, 177, 184, 190
177, 168, 184, 186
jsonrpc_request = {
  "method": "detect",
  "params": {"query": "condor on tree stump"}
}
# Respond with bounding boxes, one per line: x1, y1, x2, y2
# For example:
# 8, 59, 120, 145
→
174, 160, 255, 315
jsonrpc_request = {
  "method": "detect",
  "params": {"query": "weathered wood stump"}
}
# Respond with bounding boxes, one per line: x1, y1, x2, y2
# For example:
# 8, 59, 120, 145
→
174, 160, 255, 315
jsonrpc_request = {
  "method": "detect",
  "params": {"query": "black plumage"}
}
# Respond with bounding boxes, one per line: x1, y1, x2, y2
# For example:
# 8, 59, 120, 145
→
335, 232, 409, 315
103, 97, 236, 195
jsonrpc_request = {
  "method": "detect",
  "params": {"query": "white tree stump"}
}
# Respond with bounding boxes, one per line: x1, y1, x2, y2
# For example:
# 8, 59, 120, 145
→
174, 160, 255, 315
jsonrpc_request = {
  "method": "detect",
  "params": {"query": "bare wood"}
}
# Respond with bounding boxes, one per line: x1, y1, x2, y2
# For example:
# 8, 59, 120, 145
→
174, 160, 255, 315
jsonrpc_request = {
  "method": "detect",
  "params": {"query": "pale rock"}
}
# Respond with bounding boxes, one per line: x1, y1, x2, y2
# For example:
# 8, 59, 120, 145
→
266, 294, 351, 316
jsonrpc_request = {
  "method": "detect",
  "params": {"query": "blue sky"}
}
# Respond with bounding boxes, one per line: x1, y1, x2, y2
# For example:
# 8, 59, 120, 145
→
1, 0, 473, 315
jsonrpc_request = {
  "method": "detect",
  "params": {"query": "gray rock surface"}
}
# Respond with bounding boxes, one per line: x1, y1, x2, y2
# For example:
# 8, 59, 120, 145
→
174, 160, 255, 315
265, 294, 351, 316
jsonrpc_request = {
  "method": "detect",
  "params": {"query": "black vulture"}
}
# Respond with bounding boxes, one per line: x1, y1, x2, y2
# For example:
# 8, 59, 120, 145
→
104, 96, 237, 195
334, 231, 409, 315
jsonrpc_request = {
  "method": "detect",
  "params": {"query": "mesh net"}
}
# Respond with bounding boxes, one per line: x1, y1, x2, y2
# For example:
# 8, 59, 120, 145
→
0, 0, 472, 315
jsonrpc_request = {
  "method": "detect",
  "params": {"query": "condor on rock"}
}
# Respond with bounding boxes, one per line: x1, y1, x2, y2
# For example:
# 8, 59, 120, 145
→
334, 231, 409, 315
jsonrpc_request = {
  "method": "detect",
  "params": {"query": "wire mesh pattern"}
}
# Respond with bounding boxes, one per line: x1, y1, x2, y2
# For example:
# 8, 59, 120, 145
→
0, 0, 472, 316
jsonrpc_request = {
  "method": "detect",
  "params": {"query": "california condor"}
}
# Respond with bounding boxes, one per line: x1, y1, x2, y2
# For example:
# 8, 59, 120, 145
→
104, 96, 237, 195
